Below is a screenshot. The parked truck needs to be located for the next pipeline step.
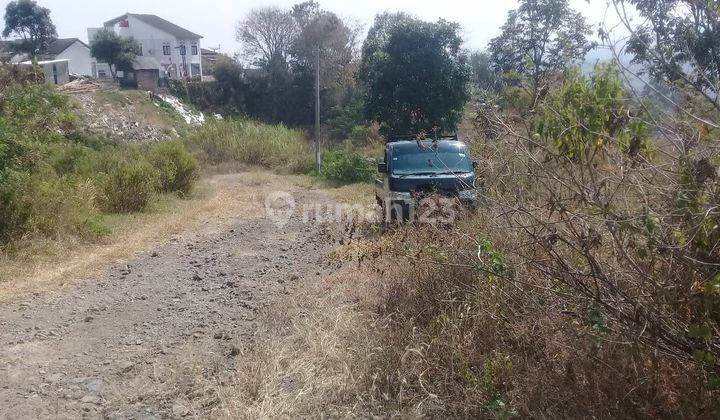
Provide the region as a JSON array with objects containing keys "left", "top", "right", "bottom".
[{"left": 375, "top": 136, "right": 478, "bottom": 222}]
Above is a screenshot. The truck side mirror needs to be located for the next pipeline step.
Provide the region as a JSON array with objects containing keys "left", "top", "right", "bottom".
[
  {"left": 472, "top": 160, "right": 479, "bottom": 169},
  {"left": 378, "top": 162, "right": 388, "bottom": 173}
]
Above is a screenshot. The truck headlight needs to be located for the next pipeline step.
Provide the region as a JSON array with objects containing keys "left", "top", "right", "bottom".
[{"left": 458, "top": 189, "right": 477, "bottom": 201}]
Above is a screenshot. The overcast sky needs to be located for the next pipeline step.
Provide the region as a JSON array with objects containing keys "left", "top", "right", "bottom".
[{"left": 1, "top": 0, "right": 623, "bottom": 53}]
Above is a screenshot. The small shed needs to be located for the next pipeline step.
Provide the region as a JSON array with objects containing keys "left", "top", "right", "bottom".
[
  {"left": 120, "top": 56, "right": 161, "bottom": 92},
  {"left": 18, "top": 59, "right": 70, "bottom": 85}
]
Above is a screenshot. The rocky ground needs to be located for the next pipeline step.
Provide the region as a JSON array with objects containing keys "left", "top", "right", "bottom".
[
  {"left": 0, "top": 183, "right": 342, "bottom": 419},
  {"left": 73, "top": 92, "right": 176, "bottom": 143}
]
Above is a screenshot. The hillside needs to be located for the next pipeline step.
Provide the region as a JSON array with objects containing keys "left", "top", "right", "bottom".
[{"left": 59, "top": 81, "right": 203, "bottom": 143}]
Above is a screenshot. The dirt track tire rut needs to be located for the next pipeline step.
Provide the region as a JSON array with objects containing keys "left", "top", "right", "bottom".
[{"left": 0, "top": 189, "right": 336, "bottom": 419}]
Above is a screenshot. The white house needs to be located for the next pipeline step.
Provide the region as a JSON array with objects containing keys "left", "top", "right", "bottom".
[
  {"left": 5, "top": 38, "right": 95, "bottom": 76},
  {"left": 89, "top": 13, "right": 203, "bottom": 80},
  {"left": 43, "top": 38, "right": 95, "bottom": 76}
]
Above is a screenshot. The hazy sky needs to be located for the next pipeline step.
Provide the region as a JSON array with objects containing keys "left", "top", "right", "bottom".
[{"left": 0, "top": 0, "right": 622, "bottom": 53}]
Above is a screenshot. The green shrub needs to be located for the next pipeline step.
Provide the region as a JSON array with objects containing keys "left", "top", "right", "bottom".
[
  {"left": 320, "top": 150, "right": 375, "bottom": 184},
  {"left": 185, "top": 120, "right": 313, "bottom": 173},
  {"left": 533, "top": 65, "right": 652, "bottom": 160},
  {"left": 0, "top": 69, "right": 200, "bottom": 247},
  {"left": 100, "top": 160, "right": 159, "bottom": 213},
  {"left": 148, "top": 141, "right": 198, "bottom": 196},
  {"left": 0, "top": 169, "right": 98, "bottom": 241}
]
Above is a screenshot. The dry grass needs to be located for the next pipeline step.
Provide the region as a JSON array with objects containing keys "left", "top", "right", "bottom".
[
  {"left": 0, "top": 170, "right": 300, "bottom": 302},
  {"left": 326, "top": 182, "right": 376, "bottom": 208},
  {"left": 160, "top": 265, "right": 382, "bottom": 418},
  {"left": 352, "top": 222, "right": 716, "bottom": 418},
  {"left": 219, "top": 272, "right": 378, "bottom": 418}
]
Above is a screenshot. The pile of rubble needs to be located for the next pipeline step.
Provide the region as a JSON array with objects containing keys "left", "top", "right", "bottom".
[
  {"left": 73, "top": 93, "right": 174, "bottom": 143},
  {"left": 59, "top": 78, "right": 103, "bottom": 94},
  {"left": 158, "top": 94, "right": 205, "bottom": 126}
]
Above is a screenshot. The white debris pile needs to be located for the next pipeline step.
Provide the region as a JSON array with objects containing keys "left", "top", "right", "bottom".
[
  {"left": 158, "top": 94, "right": 205, "bottom": 126},
  {"left": 59, "top": 78, "right": 102, "bottom": 94},
  {"left": 74, "top": 93, "right": 174, "bottom": 143}
]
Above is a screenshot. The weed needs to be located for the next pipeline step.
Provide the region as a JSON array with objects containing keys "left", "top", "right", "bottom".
[
  {"left": 185, "top": 120, "right": 314, "bottom": 173},
  {"left": 99, "top": 160, "right": 159, "bottom": 213},
  {"left": 149, "top": 140, "right": 198, "bottom": 196}
]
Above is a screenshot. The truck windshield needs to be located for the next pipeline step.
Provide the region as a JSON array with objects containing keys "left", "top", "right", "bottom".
[{"left": 392, "top": 151, "right": 472, "bottom": 175}]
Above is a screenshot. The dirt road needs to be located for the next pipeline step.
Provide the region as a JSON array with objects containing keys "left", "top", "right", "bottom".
[{"left": 0, "top": 173, "right": 341, "bottom": 419}]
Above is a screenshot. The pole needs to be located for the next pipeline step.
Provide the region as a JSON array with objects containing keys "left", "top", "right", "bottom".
[{"left": 315, "top": 46, "right": 321, "bottom": 174}]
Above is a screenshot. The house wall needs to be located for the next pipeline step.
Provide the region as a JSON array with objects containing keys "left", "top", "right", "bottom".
[
  {"left": 55, "top": 41, "right": 95, "bottom": 76},
  {"left": 20, "top": 60, "right": 70, "bottom": 85},
  {"left": 45, "top": 61, "right": 69, "bottom": 85},
  {"left": 104, "top": 16, "right": 201, "bottom": 79}
]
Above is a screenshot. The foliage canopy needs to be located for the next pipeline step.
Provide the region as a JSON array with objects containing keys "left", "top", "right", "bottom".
[
  {"left": 2, "top": 0, "right": 57, "bottom": 57},
  {"left": 359, "top": 13, "right": 470, "bottom": 136},
  {"left": 89, "top": 30, "right": 141, "bottom": 79},
  {"left": 488, "top": 0, "right": 592, "bottom": 105}
]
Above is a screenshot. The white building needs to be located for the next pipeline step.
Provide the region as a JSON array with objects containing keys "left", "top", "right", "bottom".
[
  {"left": 89, "top": 13, "right": 203, "bottom": 80},
  {"left": 6, "top": 38, "right": 95, "bottom": 76},
  {"left": 44, "top": 38, "right": 95, "bottom": 76},
  {"left": 18, "top": 59, "right": 70, "bottom": 85}
]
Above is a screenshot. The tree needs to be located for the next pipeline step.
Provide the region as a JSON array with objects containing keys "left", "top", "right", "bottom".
[
  {"left": 234, "top": 3, "right": 359, "bottom": 127},
  {"left": 236, "top": 7, "right": 297, "bottom": 66},
  {"left": 212, "top": 57, "right": 246, "bottom": 114},
  {"left": 359, "top": 13, "right": 470, "bottom": 136},
  {"left": 488, "top": 0, "right": 592, "bottom": 106},
  {"left": 469, "top": 50, "right": 499, "bottom": 91},
  {"left": 616, "top": 0, "right": 720, "bottom": 114},
  {"left": 326, "top": 86, "right": 366, "bottom": 141},
  {"left": 289, "top": 1, "right": 360, "bottom": 120},
  {"left": 90, "top": 30, "right": 141, "bottom": 80},
  {"left": 2, "top": 0, "right": 56, "bottom": 58}
]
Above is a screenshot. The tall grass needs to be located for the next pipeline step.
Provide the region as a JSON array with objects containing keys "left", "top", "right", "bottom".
[{"left": 185, "top": 120, "right": 314, "bottom": 173}]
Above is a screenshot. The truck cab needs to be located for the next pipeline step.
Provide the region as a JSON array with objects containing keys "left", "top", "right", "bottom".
[{"left": 375, "top": 138, "right": 478, "bottom": 221}]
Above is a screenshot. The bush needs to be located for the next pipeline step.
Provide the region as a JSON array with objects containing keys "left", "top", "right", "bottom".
[
  {"left": 148, "top": 141, "right": 198, "bottom": 196},
  {"left": 320, "top": 150, "right": 375, "bottom": 184},
  {"left": 533, "top": 66, "right": 651, "bottom": 160},
  {"left": 168, "top": 58, "right": 246, "bottom": 116},
  {"left": 348, "top": 124, "right": 383, "bottom": 146},
  {"left": 0, "top": 169, "right": 98, "bottom": 242},
  {"left": 326, "top": 90, "right": 366, "bottom": 142},
  {"left": 0, "top": 66, "right": 199, "bottom": 247},
  {"left": 362, "top": 224, "right": 715, "bottom": 418},
  {"left": 100, "top": 160, "right": 159, "bottom": 213},
  {"left": 185, "top": 120, "right": 313, "bottom": 173}
]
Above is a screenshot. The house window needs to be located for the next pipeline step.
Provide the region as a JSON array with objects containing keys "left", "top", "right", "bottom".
[
  {"left": 191, "top": 45, "right": 198, "bottom": 56},
  {"left": 163, "top": 44, "right": 171, "bottom": 55},
  {"left": 179, "top": 44, "right": 186, "bottom": 56}
]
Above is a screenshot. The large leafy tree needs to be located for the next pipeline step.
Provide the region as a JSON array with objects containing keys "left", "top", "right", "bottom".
[
  {"left": 235, "top": 2, "right": 359, "bottom": 127},
  {"left": 2, "top": 0, "right": 57, "bottom": 58},
  {"left": 617, "top": 0, "right": 720, "bottom": 114},
  {"left": 488, "top": 0, "right": 592, "bottom": 106},
  {"left": 90, "top": 30, "right": 141, "bottom": 79},
  {"left": 359, "top": 13, "right": 470, "bottom": 136}
]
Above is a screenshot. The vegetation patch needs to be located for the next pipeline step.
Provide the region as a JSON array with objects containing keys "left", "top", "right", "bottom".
[
  {"left": 319, "top": 149, "right": 375, "bottom": 184},
  {"left": 0, "top": 67, "right": 199, "bottom": 247},
  {"left": 184, "top": 120, "right": 314, "bottom": 174}
]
